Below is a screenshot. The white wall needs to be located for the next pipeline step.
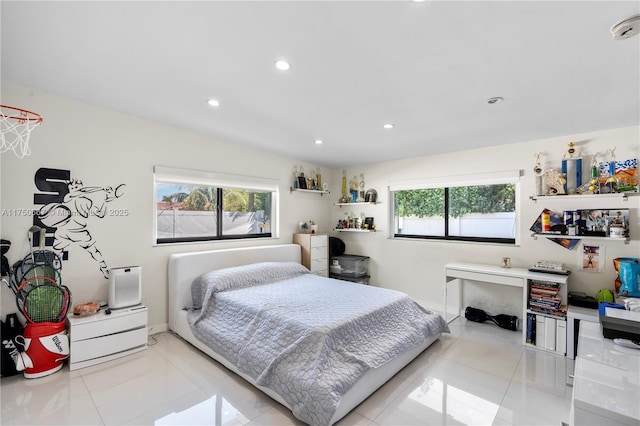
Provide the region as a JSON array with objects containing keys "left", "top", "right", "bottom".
[
  {"left": 0, "top": 82, "right": 333, "bottom": 330},
  {"left": 329, "top": 127, "right": 639, "bottom": 316},
  {"left": 2, "top": 81, "right": 638, "bottom": 330}
]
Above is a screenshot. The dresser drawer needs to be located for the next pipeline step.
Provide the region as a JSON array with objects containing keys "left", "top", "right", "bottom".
[
  {"left": 310, "top": 257, "right": 328, "bottom": 273},
  {"left": 310, "top": 245, "right": 327, "bottom": 259},
  {"left": 313, "top": 269, "right": 328, "bottom": 277},
  {"left": 311, "top": 234, "right": 328, "bottom": 248}
]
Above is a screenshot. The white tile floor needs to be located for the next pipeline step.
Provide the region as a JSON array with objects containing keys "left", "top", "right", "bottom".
[{"left": 1, "top": 317, "right": 573, "bottom": 425}]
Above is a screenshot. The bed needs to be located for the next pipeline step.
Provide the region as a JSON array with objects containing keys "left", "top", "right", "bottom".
[{"left": 168, "top": 244, "right": 448, "bottom": 425}]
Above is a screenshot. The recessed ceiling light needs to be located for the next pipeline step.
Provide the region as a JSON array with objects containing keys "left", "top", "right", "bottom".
[
  {"left": 275, "top": 60, "right": 291, "bottom": 71},
  {"left": 314, "top": 139, "right": 323, "bottom": 145},
  {"left": 383, "top": 123, "right": 395, "bottom": 129},
  {"left": 487, "top": 97, "right": 503, "bottom": 104},
  {"left": 207, "top": 99, "right": 220, "bottom": 107}
]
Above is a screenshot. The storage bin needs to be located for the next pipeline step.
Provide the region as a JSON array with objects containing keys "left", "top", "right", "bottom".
[{"left": 330, "top": 254, "right": 369, "bottom": 277}]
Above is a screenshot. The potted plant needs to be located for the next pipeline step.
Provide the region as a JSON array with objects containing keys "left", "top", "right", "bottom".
[{"left": 308, "top": 220, "right": 318, "bottom": 234}]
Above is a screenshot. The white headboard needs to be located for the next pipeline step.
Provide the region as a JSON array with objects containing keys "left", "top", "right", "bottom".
[{"left": 167, "top": 243, "right": 301, "bottom": 331}]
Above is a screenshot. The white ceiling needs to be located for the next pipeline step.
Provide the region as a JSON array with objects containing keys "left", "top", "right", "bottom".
[{"left": 2, "top": 1, "right": 639, "bottom": 168}]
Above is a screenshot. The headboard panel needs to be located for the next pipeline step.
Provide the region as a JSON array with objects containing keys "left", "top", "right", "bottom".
[{"left": 168, "top": 243, "right": 301, "bottom": 331}]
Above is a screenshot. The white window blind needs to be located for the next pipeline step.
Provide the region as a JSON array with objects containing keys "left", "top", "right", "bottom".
[
  {"left": 154, "top": 166, "right": 279, "bottom": 192},
  {"left": 389, "top": 170, "right": 521, "bottom": 191}
]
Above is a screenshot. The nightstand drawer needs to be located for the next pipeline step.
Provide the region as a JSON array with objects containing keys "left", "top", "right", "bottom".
[
  {"left": 70, "top": 326, "right": 147, "bottom": 363},
  {"left": 70, "top": 309, "right": 147, "bottom": 342}
]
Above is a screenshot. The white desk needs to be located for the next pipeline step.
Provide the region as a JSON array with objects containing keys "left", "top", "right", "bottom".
[
  {"left": 444, "top": 262, "right": 569, "bottom": 345},
  {"left": 571, "top": 321, "right": 640, "bottom": 425},
  {"left": 566, "top": 305, "right": 599, "bottom": 360}
]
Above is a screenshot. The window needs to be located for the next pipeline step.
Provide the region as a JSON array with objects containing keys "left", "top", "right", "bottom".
[
  {"left": 391, "top": 171, "right": 519, "bottom": 244},
  {"left": 154, "top": 166, "right": 278, "bottom": 244}
]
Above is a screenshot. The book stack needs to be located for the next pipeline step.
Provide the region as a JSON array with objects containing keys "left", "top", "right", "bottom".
[{"left": 528, "top": 280, "right": 567, "bottom": 318}]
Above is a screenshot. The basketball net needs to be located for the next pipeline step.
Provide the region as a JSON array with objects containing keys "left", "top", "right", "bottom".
[{"left": 1, "top": 105, "right": 43, "bottom": 158}]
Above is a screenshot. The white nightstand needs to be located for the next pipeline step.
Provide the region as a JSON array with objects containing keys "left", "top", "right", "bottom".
[{"left": 66, "top": 305, "right": 148, "bottom": 370}]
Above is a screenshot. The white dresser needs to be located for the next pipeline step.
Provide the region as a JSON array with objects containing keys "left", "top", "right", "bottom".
[
  {"left": 571, "top": 321, "right": 639, "bottom": 425},
  {"left": 293, "top": 233, "right": 328, "bottom": 277},
  {"left": 67, "top": 305, "right": 148, "bottom": 370}
]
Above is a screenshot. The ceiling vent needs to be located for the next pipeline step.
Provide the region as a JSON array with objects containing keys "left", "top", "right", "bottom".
[{"left": 611, "top": 15, "right": 640, "bottom": 40}]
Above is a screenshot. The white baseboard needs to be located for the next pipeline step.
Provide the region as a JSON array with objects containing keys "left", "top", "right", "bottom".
[{"left": 148, "top": 323, "right": 169, "bottom": 335}]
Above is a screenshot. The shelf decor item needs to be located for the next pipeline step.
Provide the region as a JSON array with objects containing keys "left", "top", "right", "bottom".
[
  {"left": 357, "top": 174, "right": 365, "bottom": 202},
  {"left": 544, "top": 168, "right": 566, "bottom": 195},
  {"left": 308, "top": 220, "right": 318, "bottom": 234},
  {"left": 364, "top": 188, "right": 377, "bottom": 203},
  {"left": 533, "top": 152, "right": 544, "bottom": 196},
  {"left": 561, "top": 142, "right": 582, "bottom": 195},
  {"left": 599, "top": 156, "right": 638, "bottom": 193},
  {"left": 597, "top": 148, "right": 620, "bottom": 194},
  {"left": 339, "top": 170, "right": 349, "bottom": 203}
]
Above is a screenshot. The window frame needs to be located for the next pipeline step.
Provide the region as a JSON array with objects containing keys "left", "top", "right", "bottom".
[
  {"left": 153, "top": 166, "right": 279, "bottom": 245},
  {"left": 389, "top": 170, "right": 521, "bottom": 245}
]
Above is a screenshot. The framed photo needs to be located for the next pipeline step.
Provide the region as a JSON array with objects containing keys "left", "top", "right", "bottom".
[
  {"left": 297, "top": 176, "right": 307, "bottom": 189},
  {"left": 582, "top": 244, "right": 604, "bottom": 272},
  {"left": 364, "top": 217, "right": 374, "bottom": 229}
]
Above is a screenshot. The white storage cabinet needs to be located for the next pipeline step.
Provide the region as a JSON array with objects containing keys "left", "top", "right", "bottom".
[{"left": 293, "top": 233, "right": 328, "bottom": 277}]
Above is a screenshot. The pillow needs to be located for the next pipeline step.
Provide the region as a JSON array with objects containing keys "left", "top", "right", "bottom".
[{"left": 191, "top": 261, "right": 309, "bottom": 309}]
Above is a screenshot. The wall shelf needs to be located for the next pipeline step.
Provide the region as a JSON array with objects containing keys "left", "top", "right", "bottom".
[
  {"left": 334, "top": 228, "right": 377, "bottom": 233},
  {"left": 529, "top": 192, "right": 637, "bottom": 202},
  {"left": 334, "top": 201, "right": 377, "bottom": 207},
  {"left": 290, "top": 187, "right": 330, "bottom": 196},
  {"left": 531, "top": 233, "right": 629, "bottom": 244}
]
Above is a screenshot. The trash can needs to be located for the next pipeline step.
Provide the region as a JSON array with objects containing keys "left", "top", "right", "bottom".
[{"left": 23, "top": 321, "right": 69, "bottom": 379}]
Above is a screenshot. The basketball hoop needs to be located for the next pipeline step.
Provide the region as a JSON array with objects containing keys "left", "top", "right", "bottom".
[{"left": 1, "top": 105, "right": 43, "bottom": 158}]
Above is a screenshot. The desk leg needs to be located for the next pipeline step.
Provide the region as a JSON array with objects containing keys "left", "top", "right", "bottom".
[
  {"left": 567, "top": 318, "right": 576, "bottom": 360},
  {"left": 443, "top": 274, "right": 448, "bottom": 323},
  {"left": 444, "top": 276, "right": 461, "bottom": 324}
]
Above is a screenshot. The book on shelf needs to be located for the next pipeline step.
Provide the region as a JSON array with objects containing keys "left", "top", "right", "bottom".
[
  {"left": 530, "top": 293, "right": 561, "bottom": 302},
  {"left": 530, "top": 287, "right": 560, "bottom": 296},
  {"left": 526, "top": 313, "right": 537, "bottom": 345},
  {"left": 530, "top": 296, "right": 561, "bottom": 306},
  {"left": 530, "top": 292, "right": 561, "bottom": 301},
  {"left": 529, "top": 305, "right": 567, "bottom": 319},
  {"left": 530, "top": 280, "right": 560, "bottom": 288}
]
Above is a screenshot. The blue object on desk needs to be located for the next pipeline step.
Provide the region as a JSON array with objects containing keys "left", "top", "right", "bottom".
[{"left": 598, "top": 302, "right": 625, "bottom": 316}]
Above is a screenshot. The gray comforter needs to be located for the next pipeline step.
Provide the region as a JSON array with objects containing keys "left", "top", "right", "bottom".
[{"left": 187, "top": 262, "right": 449, "bottom": 425}]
